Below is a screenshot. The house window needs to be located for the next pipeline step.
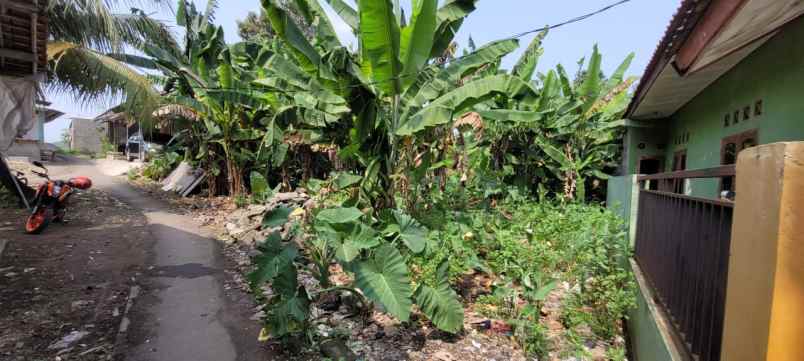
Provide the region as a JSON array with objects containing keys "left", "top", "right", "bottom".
[
  {"left": 743, "top": 106, "right": 751, "bottom": 121},
  {"left": 672, "top": 149, "right": 687, "bottom": 194},
  {"left": 733, "top": 110, "right": 740, "bottom": 124},
  {"left": 672, "top": 150, "right": 687, "bottom": 171},
  {"left": 724, "top": 113, "right": 730, "bottom": 127},
  {"left": 720, "top": 129, "right": 758, "bottom": 193},
  {"left": 755, "top": 100, "right": 763, "bottom": 116}
]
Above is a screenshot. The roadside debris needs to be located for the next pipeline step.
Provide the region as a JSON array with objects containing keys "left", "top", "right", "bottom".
[
  {"left": 48, "top": 330, "right": 90, "bottom": 350},
  {"left": 161, "top": 161, "right": 206, "bottom": 196},
  {"left": 221, "top": 191, "right": 310, "bottom": 247}
]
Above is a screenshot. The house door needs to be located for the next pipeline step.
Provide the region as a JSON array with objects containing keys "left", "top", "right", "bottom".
[
  {"left": 720, "top": 129, "right": 758, "bottom": 193},
  {"left": 638, "top": 156, "right": 664, "bottom": 190}
]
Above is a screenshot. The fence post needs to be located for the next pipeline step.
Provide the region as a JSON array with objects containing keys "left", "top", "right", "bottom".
[{"left": 720, "top": 142, "right": 804, "bottom": 361}]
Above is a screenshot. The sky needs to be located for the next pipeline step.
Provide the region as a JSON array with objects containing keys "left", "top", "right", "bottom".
[{"left": 45, "top": 0, "right": 681, "bottom": 142}]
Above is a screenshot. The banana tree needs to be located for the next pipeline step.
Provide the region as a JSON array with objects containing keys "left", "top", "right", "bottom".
[
  {"left": 255, "top": 0, "right": 499, "bottom": 334},
  {"left": 477, "top": 44, "right": 636, "bottom": 200},
  {"left": 260, "top": 0, "right": 543, "bottom": 198},
  {"left": 146, "top": 0, "right": 276, "bottom": 196}
]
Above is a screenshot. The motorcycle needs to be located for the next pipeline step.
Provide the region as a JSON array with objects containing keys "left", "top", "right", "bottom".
[{"left": 25, "top": 161, "right": 92, "bottom": 234}]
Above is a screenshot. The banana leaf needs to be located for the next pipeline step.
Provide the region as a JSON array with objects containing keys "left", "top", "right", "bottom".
[
  {"left": 512, "top": 30, "right": 547, "bottom": 82},
  {"left": 324, "top": 0, "right": 359, "bottom": 31},
  {"left": 476, "top": 109, "right": 547, "bottom": 124},
  {"left": 397, "top": 74, "right": 536, "bottom": 135},
  {"left": 430, "top": 0, "right": 477, "bottom": 58},
  {"left": 293, "top": 0, "right": 342, "bottom": 48},
  {"left": 579, "top": 45, "right": 602, "bottom": 113},
  {"left": 404, "top": 38, "right": 519, "bottom": 108},
  {"left": 399, "top": 0, "right": 437, "bottom": 89},
  {"left": 262, "top": 0, "right": 321, "bottom": 72},
  {"left": 358, "top": 0, "right": 403, "bottom": 96}
]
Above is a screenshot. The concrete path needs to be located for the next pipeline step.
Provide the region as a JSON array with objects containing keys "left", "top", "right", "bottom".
[{"left": 45, "top": 156, "right": 273, "bottom": 361}]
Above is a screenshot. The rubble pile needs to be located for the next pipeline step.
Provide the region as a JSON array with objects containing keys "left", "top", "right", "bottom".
[{"left": 222, "top": 191, "right": 311, "bottom": 247}]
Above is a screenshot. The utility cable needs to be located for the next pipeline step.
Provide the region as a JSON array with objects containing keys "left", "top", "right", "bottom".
[{"left": 161, "top": 0, "right": 633, "bottom": 94}]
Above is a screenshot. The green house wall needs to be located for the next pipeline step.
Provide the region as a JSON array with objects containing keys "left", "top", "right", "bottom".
[
  {"left": 622, "top": 16, "right": 804, "bottom": 198},
  {"left": 610, "top": 14, "right": 804, "bottom": 361}
]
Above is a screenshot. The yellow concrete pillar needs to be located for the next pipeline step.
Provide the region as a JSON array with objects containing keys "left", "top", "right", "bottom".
[{"left": 720, "top": 142, "right": 804, "bottom": 361}]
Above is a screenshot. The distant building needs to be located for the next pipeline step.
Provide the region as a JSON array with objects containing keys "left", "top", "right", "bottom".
[
  {"left": 94, "top": 109, "right": 131, "bottom": 153},
  {"left": 69, "top": 118, "right": 104, "bottom": 154}
]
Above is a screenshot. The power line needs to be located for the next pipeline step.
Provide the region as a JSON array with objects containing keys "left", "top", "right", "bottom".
[
  {"left": 171, "top": 0, "right": 633, "bottom": 94},
  {"left": 509, "top": 0, "right": 631, "bottom": 39}
]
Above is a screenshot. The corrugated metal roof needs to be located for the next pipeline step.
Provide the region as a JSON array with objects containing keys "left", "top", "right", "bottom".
[
  {"left": 627, "top": 0, "right": 804, "bottom": 120},
  {"left": 625, "top": 0, "right": 712, "bottom": 118}
]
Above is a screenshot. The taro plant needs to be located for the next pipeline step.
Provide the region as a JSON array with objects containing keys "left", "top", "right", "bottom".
[{"left": 249, "top": 202, "right": 465, "bottom": 342}]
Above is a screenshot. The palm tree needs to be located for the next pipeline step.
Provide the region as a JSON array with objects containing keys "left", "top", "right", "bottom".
[{"left": 45, "top": 0, "right": 179, "bottom": 118}]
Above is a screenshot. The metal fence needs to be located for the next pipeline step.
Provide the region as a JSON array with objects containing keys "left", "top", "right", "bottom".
[{"left": 635, "top": 165, "right": 735, "bottom": 361}]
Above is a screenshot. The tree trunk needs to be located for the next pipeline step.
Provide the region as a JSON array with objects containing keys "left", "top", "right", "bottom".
[
  {"left": 221, "top": 141, "right": 242, "bottom": 196},
  {"left": 226, "top": 156, "right": 243, "bottom": 196}
]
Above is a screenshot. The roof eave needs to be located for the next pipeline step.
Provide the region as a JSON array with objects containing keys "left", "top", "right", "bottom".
[{"left": 625, "top": 0, "right": 713, "bottom": 119}]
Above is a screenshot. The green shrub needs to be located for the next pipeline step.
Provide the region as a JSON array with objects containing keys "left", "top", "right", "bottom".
[
  {"left": 142, "top": 151, "right": 181, "bottom": 180},
  {"left": 410, "top": 193, "right": 635, "bottom": 357},
  {"left": 127, "top": 168, "right": 140, "bottom": 181}
]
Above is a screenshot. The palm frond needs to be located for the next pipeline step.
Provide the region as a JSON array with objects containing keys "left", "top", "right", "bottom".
[
  {"left": 48, "top": 0, "right": 180, "bottom": 56},
  {"left": 47, "top": 41, "right": 162, "bottom": 122}
]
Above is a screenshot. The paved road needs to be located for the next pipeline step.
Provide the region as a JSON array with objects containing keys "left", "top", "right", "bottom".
[{"left": 45, "top": 157, "right": 273, "bottom": 361}]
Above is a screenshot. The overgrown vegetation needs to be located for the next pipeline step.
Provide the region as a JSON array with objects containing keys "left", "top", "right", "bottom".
[
  {"left": 94, "top": 0, "right": 638, "bottom": 357},
  {"left": 141, "top": 151, "right": 181, "bottom": 180}
]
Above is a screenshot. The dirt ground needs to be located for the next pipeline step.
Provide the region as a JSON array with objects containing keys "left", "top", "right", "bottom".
[
  {"left": 0, "top": 189, "right": 151, "bottom": 360},
  {"left": 1, "top": 157, "right": 276, "bottom": 361},
  {"left": 127, "top": 178, "right": 533, "bottom": 361}
]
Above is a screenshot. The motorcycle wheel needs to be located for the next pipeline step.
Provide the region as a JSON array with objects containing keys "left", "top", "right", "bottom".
[{"left": 25, "top": 207, "right": 52, "bottom": 234}]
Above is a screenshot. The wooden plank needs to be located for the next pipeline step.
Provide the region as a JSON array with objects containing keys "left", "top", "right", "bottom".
[
  {"left": 0, "top": 47, "right": 35, "bottom": 61},
  {"left": 0, "top": 2, "right": 4, "bottom": 69},
  {"left": 637, "top": 165, "right": 736, "bottom": 181},
  {"left": 30, "top": 10, "right": 35, "bottom": 73},
  {"left": 0, "top": 0, "right": 37, "bottom": 12}
]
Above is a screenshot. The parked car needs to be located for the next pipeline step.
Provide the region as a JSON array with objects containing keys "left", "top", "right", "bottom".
[{"left": 125, "top": 135, "right": 163, "bottom": 161}]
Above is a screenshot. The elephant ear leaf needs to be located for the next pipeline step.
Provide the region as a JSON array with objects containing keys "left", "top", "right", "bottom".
[
  {"left": 414, "top": 260, "right": 464, "bottom": 333},
  {"left": 247, "top": 232, "right": 298, "bottom": 289},
  {"left": 316, "top": 207, "right": 364, "bottom": 224},
  {"left": 392, "top": 210, "right": 427, "bottom": 253},
  {"left": 355, "top": 244, "right": 413, "bottom": 321},
  {"left": 250, "top": 171, "right": 271, "bottom": 201},
  {"left": 263, "top": 206, "right": 293, "bottom": 228},
  {"left": 333, "top": 224, "right": 380, "bottom": 263}
]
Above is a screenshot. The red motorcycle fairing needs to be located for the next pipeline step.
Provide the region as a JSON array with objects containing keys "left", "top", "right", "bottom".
[{"left": 68, "top": 176, "right": 92, "bottom": 190}]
